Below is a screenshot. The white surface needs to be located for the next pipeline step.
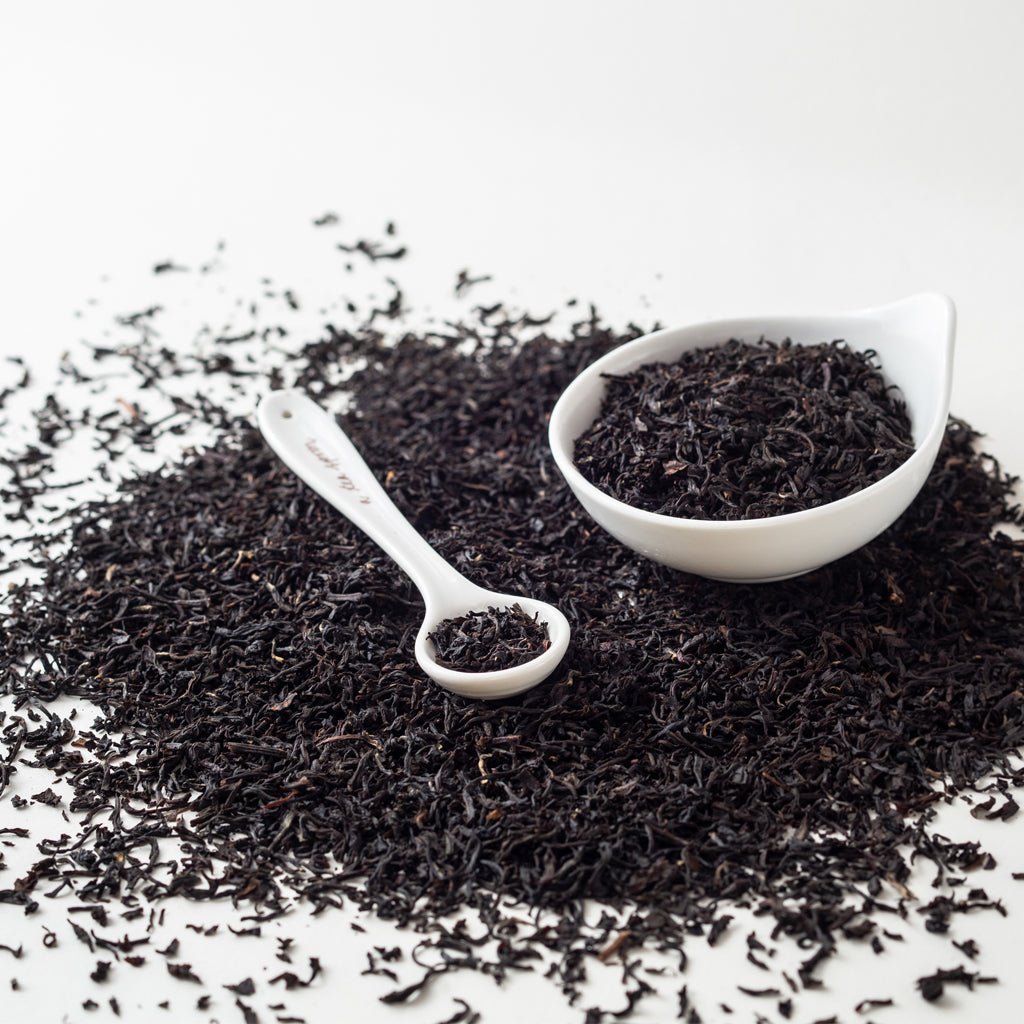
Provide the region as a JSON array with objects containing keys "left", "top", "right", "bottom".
[
  {"left": 549, "top": 293, "right": 955, "bottom": 581},
  {"left": 2, "top": 3, "right": 1024, "bottom": 1023}
]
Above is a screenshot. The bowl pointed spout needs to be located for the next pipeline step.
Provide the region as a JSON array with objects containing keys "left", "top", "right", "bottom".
[{"left": 853, "top": 293, "right": 955, "bottom": 448}]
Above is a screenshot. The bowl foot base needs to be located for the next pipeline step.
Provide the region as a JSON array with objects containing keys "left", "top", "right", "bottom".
[{"left": 704, "top": 567, "right": 821, "bottom": 584}]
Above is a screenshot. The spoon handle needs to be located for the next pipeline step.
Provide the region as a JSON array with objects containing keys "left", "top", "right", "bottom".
[{"left": 257, "top": 390, "right": 469, "bottom": 603}]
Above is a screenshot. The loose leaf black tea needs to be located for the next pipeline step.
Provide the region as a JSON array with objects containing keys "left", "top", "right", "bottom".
[
  {"left": 1, "top": 224, "right": 1022, "bottom": 1021},
  {"left": 915, "top": 964, "right": 994, "bottom": 1002},
  {"left": 429, "top": 605, "right": 550, "bottom": 672},
  {"left": 574, "top": 338, "right": 915, "bottom": 520}
]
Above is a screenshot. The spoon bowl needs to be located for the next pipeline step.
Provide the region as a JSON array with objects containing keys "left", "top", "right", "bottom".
[
  {"left": 258, "top": 390, "right": 570, "bottom": 699},
  {"left": 548, "top": 293, "right": 956, "bottom": 583},
  {"left": 414, "top": 590, "right": 570, "bottom": 700}
]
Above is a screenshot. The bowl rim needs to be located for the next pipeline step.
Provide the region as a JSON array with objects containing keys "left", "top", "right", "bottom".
[{"left": 547, "top": 295, "right": 955, "bottom": 533}]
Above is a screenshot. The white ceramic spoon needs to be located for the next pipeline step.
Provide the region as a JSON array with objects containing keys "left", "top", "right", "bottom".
[{"left": 257, "top": 390, "right": 570, "bottom": 699}]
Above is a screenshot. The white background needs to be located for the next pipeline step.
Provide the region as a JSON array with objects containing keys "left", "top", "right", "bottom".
[{"left": 2, "top": 3, "right": 1024, "bottom": 1023}]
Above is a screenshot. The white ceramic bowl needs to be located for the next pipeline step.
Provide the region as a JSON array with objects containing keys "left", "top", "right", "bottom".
[{"left": 548, "top": 294, "right": 956, "bottom": 583}]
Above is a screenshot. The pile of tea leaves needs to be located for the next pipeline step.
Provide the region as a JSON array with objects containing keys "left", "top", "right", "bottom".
[
  {"left": 429, "top": 605, "right": 551, "bottom": 673},
  {"left": 2, "top": 229, "right": 1024, "bottom": 1021},
  {"left": 574, "top": 339, "right": 915, "bottom": 520}
]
